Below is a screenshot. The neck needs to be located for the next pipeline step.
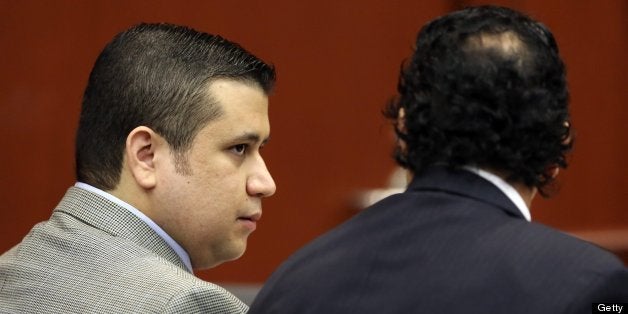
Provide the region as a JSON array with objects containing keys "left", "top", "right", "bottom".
[
  {"left": 510, "top": 181, "right": 537, "bottom": 208},
  {"left": 109, "top": 172, "right": 150, "bottom": 216},
  {"left": 484, "top": 167, "right": 537, "bottom": 208}
]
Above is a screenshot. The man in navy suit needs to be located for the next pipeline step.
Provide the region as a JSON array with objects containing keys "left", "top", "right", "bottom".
[{"left": 249, "top": 5, "right": 628, "bottom": 313}]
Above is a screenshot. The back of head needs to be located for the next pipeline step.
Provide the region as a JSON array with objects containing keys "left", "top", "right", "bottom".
[
  {"left": 76, "top": 23, "right": 276, "bottom": 190},
  {"left": 385, "top": 5, "right": 572, "bottom": 193}
]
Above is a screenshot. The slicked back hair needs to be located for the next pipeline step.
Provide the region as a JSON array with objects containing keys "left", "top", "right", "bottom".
[
  {"left": 385, "top": 6, "right": 572, "bottom": 194},
  {"left": 76, "top": 23, "right": 276, "bottom": 190}
]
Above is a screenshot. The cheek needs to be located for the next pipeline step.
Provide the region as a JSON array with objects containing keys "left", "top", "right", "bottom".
[
  {"left": 181, "top": 175, "right": 242, "bottom": 219},
  {"left": 192, "top": 165, "right": 247, "bottom": 197},
  {"left": 190, "top": 173, "right": 234, "bottom": 199},
  {"left": 175, "top": 157, "right": 249, "bottom": 218}
]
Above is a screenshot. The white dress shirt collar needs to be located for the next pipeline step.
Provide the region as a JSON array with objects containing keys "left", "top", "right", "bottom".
[
  {"left": 74, "top": 182, "right": 194, "bottom": 272},
  {"left": 463, "top": 167, "right": 532, "bottom": 222}
]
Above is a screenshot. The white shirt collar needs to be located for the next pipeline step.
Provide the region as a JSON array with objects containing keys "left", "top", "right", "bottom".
[
  {"left": 74, "top": 182, "right": 194, "bottom": 272},
  {"left": 462, "top": 167, "right": 531, "bottom": 222}
]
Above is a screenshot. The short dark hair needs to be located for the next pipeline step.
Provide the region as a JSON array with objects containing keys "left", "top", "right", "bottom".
[
  {"left": 76, "top": 23, "right": 276, "bottom": 190},
  {"left": 384, "top": 5, "right": 572, "bottom": 194}
]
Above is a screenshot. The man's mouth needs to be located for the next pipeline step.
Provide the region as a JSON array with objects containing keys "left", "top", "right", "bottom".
[
  {"left": 237, "top": 212, "right": 261, "bottom": 231},
  {"left": 238, "top": 212, "right": 261, "bottom": 222}
]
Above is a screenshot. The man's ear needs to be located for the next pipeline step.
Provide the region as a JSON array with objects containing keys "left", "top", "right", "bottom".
[
  {"left": 397, "top": 107, "right": 408, "bottom": 154},
  {"left": 125, "top": 126, "right": 160, "bottom": 189},
  {"left": 548, "top": 165, "right": 560, "bottom": 180},
  {"left": 397, "top": 108, "right": 406, "bottom": 132}
]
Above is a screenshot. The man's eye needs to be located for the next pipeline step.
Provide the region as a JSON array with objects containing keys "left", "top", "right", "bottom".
[{"left": 231, "top": 144, "right": 247, "bottom": 156}]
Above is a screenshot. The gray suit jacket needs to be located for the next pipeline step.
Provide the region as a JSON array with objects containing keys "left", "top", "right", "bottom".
[{"left": 0, "top": 187, "right": 248, "bottom": 313}]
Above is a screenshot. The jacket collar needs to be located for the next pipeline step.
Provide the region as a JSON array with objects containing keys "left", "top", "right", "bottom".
[
  {"left": 53, "top": 186, "right": 190, "bottom": 272},
  {"left": 407, "top": 166, "right": 526, "bottom": 220}
]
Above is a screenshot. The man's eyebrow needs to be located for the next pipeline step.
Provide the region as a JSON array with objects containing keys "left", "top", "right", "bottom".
[{"left": 231, "top": 132, "right": 270, "bottom": 144}]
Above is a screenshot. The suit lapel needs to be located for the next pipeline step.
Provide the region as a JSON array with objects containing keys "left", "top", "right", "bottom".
[
  {"left": 53, "top": 187, "right": 190, "bottom": 272},
  {"left": 407, "top": 166, "right": 525, "bottom": 220}
]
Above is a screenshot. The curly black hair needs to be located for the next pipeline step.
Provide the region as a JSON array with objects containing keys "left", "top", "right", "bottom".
[{"left": 384, "top": 5, "right": 572, "bottom": 195}]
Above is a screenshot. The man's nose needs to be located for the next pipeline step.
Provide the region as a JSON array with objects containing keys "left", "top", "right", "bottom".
[{"left": 247, "top": 156, "right": 276, "bottom": 198}]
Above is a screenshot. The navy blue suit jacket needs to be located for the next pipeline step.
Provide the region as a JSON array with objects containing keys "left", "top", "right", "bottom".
[{"left": 250, "top": 167, "right": 628, "bottom": 313}]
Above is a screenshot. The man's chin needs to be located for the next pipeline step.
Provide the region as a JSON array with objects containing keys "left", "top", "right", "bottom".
[{"left": 191, "top": 247, "right": 246, "bottom": 270}]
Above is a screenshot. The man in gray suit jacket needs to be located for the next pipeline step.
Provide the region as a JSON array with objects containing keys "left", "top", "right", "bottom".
[
  {"left": 249, "top": 6, "right": 628, "bottom": 313},
  {"left": 0, "top": 23, "right": 276, "bottom": 313}
]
